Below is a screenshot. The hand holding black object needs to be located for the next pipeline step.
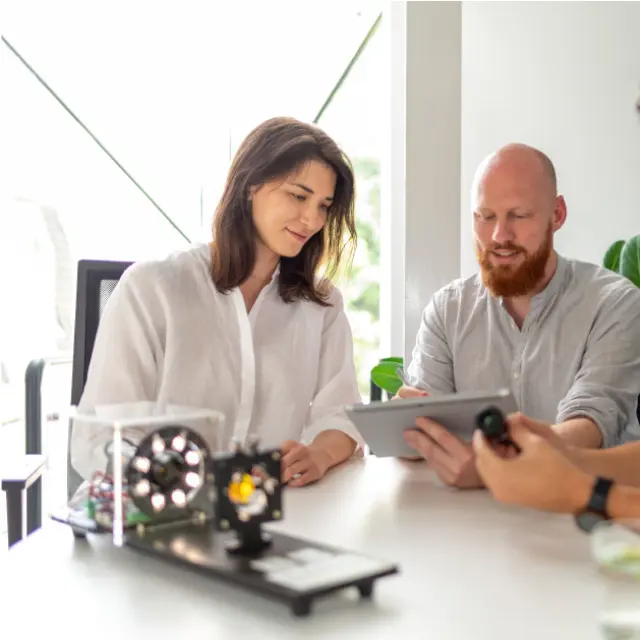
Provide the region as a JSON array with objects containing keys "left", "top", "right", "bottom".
[{"left": 475, "top": 407, "right": 522, "bottom": 455}]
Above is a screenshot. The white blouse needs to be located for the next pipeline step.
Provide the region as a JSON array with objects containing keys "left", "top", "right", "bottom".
[{"left": 70, "top": 244, "right": 364, "bottom": 481}]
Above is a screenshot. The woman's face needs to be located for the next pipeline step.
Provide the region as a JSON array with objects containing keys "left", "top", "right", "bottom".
[{"left": 250, "top": 160, "right": 336, "bottom": 258}]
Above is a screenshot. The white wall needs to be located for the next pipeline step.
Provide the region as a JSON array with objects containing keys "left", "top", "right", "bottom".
[
  {"left": 385, "top": 1, "right": 461, "bottom": 362},
  {"left": 393, "top": 1, "right": 640, "bottom": 359},
  {"left": 461, "top": 1, "right": 640, "bottom": 277}
]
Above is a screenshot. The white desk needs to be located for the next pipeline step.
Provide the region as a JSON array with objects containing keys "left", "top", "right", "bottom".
[{"left": 0, "top": 456, "right": 627, "bottom": 639}]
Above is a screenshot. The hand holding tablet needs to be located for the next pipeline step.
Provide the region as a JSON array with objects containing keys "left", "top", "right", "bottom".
[{"left": 345, "top": 389, "right": 518, "bottom": 460}]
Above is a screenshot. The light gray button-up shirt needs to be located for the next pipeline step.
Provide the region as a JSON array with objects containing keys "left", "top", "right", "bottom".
[{"left": 406, "top": 254, "right": 640, "bottom": 447}]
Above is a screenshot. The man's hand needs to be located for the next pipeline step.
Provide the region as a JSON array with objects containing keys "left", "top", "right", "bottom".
[
  {"left": 279, "top": 440, "right": 331, "bottom": 488},
  {"left": 393, "top": 385, "right": 428, "bottom": 400},
  {"left": 404, "top": 417, "right": 484, "bottom": 489},
  {"left": 393, "top": 386, "right": 429, "bottom": 461},
  {"left": 473, "top": 414, "right": 593, "bottom": 513}
]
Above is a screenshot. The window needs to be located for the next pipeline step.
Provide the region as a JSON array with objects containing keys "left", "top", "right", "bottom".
[
  {"left": 0, "top": 3, "right": 386, "bottom": 495},
  {"left": 315, "top": 13, "right": 385, "bottom": 397}
]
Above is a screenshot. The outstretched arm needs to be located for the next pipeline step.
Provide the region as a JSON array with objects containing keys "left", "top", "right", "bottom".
[
  {"left": 473, "top": 414, "right": 640, "bottom": 518},
  {"left": 572, "top": 441, "right": 640, "bottom": 488}
]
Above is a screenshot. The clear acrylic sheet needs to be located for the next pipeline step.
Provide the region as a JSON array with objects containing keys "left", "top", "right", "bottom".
[{"left": 65, "top": 402, "right": 227, "bottom": 546}]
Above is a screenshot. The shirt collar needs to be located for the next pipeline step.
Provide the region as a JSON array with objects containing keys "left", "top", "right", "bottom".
[
  {"left": 495, "top": 251, "right": 568, "bottom": 310},
  {"left": 529, "top": 252, "right": 567, "bottom": 311}
]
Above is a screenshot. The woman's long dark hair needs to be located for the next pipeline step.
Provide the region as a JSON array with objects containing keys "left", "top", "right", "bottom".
[{"left": 210, "top": 116, "right": 357, "bottom": 306}]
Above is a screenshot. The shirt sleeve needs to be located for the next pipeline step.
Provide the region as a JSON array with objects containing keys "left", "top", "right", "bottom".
[
  {"left": 406, "top": 288, "right": 456, "bottom": 394},
  {"left": 70, "top": 264, "right": 164, "bottom": 481},
  {"left": 556, "top": 283, "right": 640, "bottom": 448},
  {"left": 301, "top": 287, "right": 365, "bottom": 451}
]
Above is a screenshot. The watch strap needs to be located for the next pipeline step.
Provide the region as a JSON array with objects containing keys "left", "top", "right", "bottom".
[{"left": 585, "top": 476, "right": 614, "bottom": 517}]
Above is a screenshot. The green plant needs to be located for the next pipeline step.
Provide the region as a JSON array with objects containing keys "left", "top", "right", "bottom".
[
  {"left": 603, "top": 235, "right": 640, "bottom": 287},
  {"left": 370, "top": 356, "right": 404, "bottom": 396}
]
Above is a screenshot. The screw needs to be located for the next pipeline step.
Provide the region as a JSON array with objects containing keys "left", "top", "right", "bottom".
[
  {"left": 136, "top": 523, "right": 145, "bottom": 537},
  {"left": 272, "top": 510, "right": 281, "bottom": 519},
  {"left": 271, "top": 451, "right": 281, "bottom": 461},
  {"left": 220, "top": 519, "right": 230, "bottom": 529}
]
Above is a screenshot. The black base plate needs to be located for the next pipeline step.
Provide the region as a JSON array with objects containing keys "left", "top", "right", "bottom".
[{"left": 124, "top": 522, "right": 399, "bottom": 616}]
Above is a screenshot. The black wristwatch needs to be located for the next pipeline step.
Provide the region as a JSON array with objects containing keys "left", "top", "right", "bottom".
[{"left": 574, "top": 477, "right": 614, "bottom": 533}]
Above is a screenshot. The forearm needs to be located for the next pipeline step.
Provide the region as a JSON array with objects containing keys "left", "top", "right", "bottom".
[
  {"left": 552, "top": 417, "right": 603, "bottom": 448},
  {"left": 571, "top": 442, "right": 640, "bottom": 488},
  {"left": 310, "top": 429, "right": 357, "bottom": 470}
]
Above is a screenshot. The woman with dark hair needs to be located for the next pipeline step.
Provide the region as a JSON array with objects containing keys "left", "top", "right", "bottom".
[{"left": 71, "top": 116, "right": 363, "bottom": 488}]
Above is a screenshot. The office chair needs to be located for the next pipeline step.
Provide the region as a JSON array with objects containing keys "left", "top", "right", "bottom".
[
  {"left": 370, "top": 379, "right": 383, "bottom": 402},
  {"left": 67, "top": 259, "right": 134, "bottom": 498},
  {"left": 2, "top": 259, "right": 132, "bottom": 548}
]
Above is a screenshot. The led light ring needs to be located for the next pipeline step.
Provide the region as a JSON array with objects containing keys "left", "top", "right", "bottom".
[{"left": 125, "top": 425, "right": 210, "bottom": 516}]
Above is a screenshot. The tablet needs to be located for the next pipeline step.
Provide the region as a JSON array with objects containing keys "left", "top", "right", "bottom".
[{"left": 345, "top": 389, "right": 518, "bottom": 458}]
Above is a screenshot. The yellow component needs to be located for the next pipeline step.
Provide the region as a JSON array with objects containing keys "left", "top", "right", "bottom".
[{"left": 228, "top": 473, "right": 255, "bottom": 504}]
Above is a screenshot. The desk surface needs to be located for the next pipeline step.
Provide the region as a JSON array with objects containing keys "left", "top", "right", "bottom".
[{"left": 0, "top": 457, "right": 628, "bottom": 639}]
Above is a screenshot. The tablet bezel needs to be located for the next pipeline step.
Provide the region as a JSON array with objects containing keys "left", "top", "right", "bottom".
[{"left": 345, "top": 388, "right": 518, "bottom": 458}]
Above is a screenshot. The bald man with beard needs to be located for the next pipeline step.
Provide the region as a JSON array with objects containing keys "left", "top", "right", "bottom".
[{"left": 398, "top": 143, "right": 640, "bottom": 489}]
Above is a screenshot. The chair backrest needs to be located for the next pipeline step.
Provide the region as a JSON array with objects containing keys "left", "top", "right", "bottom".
[
  {"left": 67, "top": 259, "right": 133, "bottom": 496},
  {"left": 370, "top": 379, "right": 383, "bottom": 402},
  {"left": 70, "top": 259, "right": 133, "bottom": 405}
]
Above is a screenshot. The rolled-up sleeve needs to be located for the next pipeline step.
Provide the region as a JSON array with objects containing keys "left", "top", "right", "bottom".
[
  {"left": 406, "top": 289, "right": 456, "bottom": 394},
  {"left": 556, "top": 284, "right": 640, "bottom": 448},
  {"left": 302, "top": 287, "right": 365, "bottom": 450}
]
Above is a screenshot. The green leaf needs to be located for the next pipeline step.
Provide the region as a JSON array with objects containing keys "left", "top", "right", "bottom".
[
  {"left": 379, "top": 356, "right": 403, "bottom": 364},
  {"left": 620, "top": 235, "right": 640, "bottom": 288},
  {"left": 350, "top": 281, "right": 379, "bottom": 317},
  {"left": 371, "top": 360, "right": 403, "bottom": 396},
  {"left": 603, "top": 239, "right": 625, "bottom": 272}
]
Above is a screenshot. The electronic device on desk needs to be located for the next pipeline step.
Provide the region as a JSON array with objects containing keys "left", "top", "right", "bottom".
[
  {"left": 52, "top": 425, "right": 399, "bottom": 617},
  {"left": 345, "top": 388, "right": 519, "bottom": 458}
]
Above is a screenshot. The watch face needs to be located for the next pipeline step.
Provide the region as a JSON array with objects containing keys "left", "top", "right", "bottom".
[{"left": 576, "top": 511, "right": 605, "bottom": 533}]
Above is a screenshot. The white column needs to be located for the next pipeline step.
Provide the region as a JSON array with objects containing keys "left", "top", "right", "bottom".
[{"left": 381, "top": 0, "right": 462, "bottom": 363}]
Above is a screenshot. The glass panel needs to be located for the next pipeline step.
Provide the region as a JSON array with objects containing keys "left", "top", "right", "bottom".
[
  {"left": 0, "top": 34, "right": 191, "bottom": 531},
  {"left": 316, "top": 15, "right": 385, "bottom": 399},
  {"left": 4, "top": 1, "right": 383, "bottom": 240}
]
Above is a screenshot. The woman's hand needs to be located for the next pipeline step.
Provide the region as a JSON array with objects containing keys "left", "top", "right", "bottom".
[
  {"left": 472, "top": 413, "right": 593, "bottom": 513},
  {"left": 280, "top": 440, "right": 332, "bottom": 487}
]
